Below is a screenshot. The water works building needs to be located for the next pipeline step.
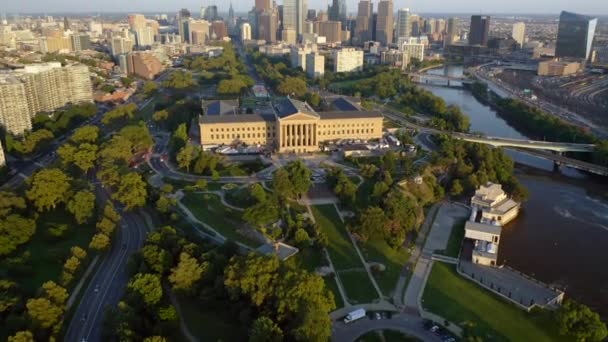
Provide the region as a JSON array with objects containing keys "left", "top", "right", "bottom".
[{"left": 198, "top": 97, "right": 383, "bottom": 153}]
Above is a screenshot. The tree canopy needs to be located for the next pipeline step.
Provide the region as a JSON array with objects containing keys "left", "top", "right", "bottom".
[{"left": 26, "top": 169, "right": 72, "bottom": 212}]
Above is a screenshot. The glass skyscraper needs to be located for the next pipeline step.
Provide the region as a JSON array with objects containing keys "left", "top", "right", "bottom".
[{"left": 555, "top": 11, "right": 597, "bottom": 61}]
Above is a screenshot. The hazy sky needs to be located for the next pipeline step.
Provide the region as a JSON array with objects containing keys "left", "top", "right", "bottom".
[{"left": 5, "top": 0, "right": 608, "bottom": 15}]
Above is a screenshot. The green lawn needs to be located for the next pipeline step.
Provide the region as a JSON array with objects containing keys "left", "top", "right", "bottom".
[
  {"left": 339, "top": 270, "right": 379, "bottom": 304},
  {"left": 360, "top": 238, "right": 410, "bottom": 297},
  {"left": 0, "top": 209, "right": 96, "bottom": 296},
  {"left": 325, "top": 276, "right": 345, "bottom": 309},
  {"left": 422, "top": 263, "right": 567, "bottom": 342},
  {"left": 311, "top": 204, "right": 361, "bottom": 270},
  {"left": 442, "top": 218, "right": 466, "bottom": 257},
  {"left": 357, "top": 330, "right": 421, "bottom": 342},
  {"left": 177, "top": 295, "right": 248, "bottom": 342},
  {"left": 161, "top": 177, "right": 223, "bottom": 191},
  {"left": 181, "top": 193, "right": 262, "bottom": 248}
]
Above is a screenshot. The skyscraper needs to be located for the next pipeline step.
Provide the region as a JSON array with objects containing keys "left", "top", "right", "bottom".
[
  {"left": 355, "top": 0, "right": 373, "bottom": 44},
  {"left": 469, "top": 15, "right": 490, "bottom": 46},
  {"left": 395, "top": 8, "right": 411, "bottom": 43},
  {"left": 329, "top": 0, "right": 346, "bottom": 28},
  {"left": 555, "top": 11, "right": 597, "bottom": 61},
  {"left": 256, "top": 0, "right": 271, "bottom": 12},
  {"left": 259, "top": 11, "right": 277, "bottom": 43},
  {"left": 445, "top": 17, "right": 459, "bottom": 46},
  {"left": 241, "top": 23, "right": 252, "bottom": 41},
  {"left": 283, "top": 0, "right": 307, "bottom": 35},
  {"left": 511, "top": 22, "right": 525, "bottom": 48},
  {"left": 177, "top": 9, "right": 191, "bottom": 43},
  {"left": 375, "top": 0, "right": 393, "bottom": 46}
]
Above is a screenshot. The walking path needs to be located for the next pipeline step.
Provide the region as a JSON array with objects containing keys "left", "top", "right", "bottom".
[{"left": 166, "top": 286, "right": 197, "bottom": 342}]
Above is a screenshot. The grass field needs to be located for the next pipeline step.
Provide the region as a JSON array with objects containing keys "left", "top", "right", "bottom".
[
  {"left": 177, "top": 296, "right": 248, "bottom": 342},
  {"left": 443, "top": 218, "right": 466, "bottom": 257},
  {"left": 360, "top": 238, "right": 410, "bottom": 296},
  {"left": 339, "top": 270, "right": 379, "bottom": 304},
  {"left": 181, "top": 192, "right": 262, "bottom": 247},
  {"left": 422, "top": 262, "right": 566, "bottom": 342},
  {"left": 325, "top": 276, "right": 345, "bottom": 309},
  {"left": 311, "top": 204, "right": 361, "bottom": 270},
  {"left": 0, "top": 209, "right": 96, "bottom": 296}
]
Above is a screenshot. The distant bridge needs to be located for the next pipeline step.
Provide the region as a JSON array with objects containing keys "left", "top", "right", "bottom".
[
  {"left": 407, "top": 72, "right": 471, "bottom": 88},
  {"left": 452, "top": 134, "right": 597, "bottom": 153},
  {"left": 512, "top": 148, "right": 608, "bottom": 176}
]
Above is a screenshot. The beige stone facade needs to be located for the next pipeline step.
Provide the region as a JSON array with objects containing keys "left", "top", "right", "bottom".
[{"left": 199, "top": 98, "right": 383, "bottom": 153}]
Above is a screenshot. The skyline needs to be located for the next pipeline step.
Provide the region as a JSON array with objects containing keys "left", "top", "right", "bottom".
[{"left": 4, "top": 0, "right": 608, "bottom": 16}]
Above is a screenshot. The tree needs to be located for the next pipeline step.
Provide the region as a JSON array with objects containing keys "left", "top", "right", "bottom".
[
  {"left": 127, "top": 273, "right": 163, "bottom": 306},
  {"left": 556, "top": 300, "right": 607, "bottom": 342},
  {"left": 285, "top": 160, "right": 312, "bottom": 197},
  {"left": 119, "top": 124, "right": 154, "bottom": 152},
  {"left": 249, "top": 316, "right": 284, "bottom": 342},
  {"left": 294, "top": 228, "right": 310, "bottom": 246},
  {"left": 143, "top": 337, "right": 167, "bottom": 342},
  {"left": 168, "top": 252, "right": 208, "bottom": 292},
  {"left": 26, "top": 298, "right": 62, "bottom": 328},
  {"left": 70, "top": 125, "right": 99, "bottom": 144},
  {"left": 104, "top": 203, "right": 121, "bottom": 223},
  {"left": 0, "top": 215, "right": 36, "bottom": 256},
  {"left": 162, "top": 70, "right": 195, "bottom": 89},
  {"left": 71, "top": 246, "right": 87, "bottom": 259},
  {"left": 14, "top": 129, "right": 54, "bottom": 155},
  {"left": 89, "top": 233, "right": 110, "bottom": 251},
  {"left": 113, "top": 172, "right": 148, "bottom": 210},
  {"left": 170, "top": 123, "right": 189, "bottom": 153},
  {"left": 152, "top": 109, "right": 169, "bottom": 123},
  {"left": 8, "top": 331, "right": 34, "bottom": 342},
  {"left": 97, "top": 217, "right": 117, "bottom": 235},
  {"left": 218, "top": 78, "right": 248, "bottom": 96},
  {"left": 277, "top": 77, "right": 307, "bottom": 97},
  {"left": 272, "top": 168, "right": 294, "bottom": 200},
  {"left": 26, "top": 168, "right": 71, "bottom": 212},
  {"left": 42, "top": 281, "right": 68, "bottom": 306},
  {"left": 243, "top": 200, "right": 280, "bottom": 228},
  {"left": 0, "top": 192, "right": 26, "bottom": 218},
  {"left": 333, "top": 174, "right": 357, "bottom": 206},
  {"left": 352, "top": 207, "right": 386, "bottom": 242},
  {"left": 224, "top": 254, "right": 280, "bottom": 306},
  {"left": 100, "top": 135, "right": 134, "bottom": 164},
  {"left": 102, "top": 103, "right": 138, "bottom": 125},
  {"left": 195, "top": 179, "right": 208, "bottom": 191},
  {"left": 67, "top": 190, "right": 96, "bottom": 224},
  {"left": 176, "top": 144, "right": 196, "bottom": 172},
  {"left": 63, "top": 256, "right": 81, "bottom": 275},
  {"left": 450, "top": 179, "right": 464, "bottom": 196},
  {"left": 142, "top": 81, "right": 159, "bottom": 98},
  {"left": 71, "top": 143, "right": 98, "bottom": 173},
  {"left": 249, "top": 183, "right": 267, "bottom": 203},
  {"left": 0, "top": 280, "right": 19, "bottom": 313}
]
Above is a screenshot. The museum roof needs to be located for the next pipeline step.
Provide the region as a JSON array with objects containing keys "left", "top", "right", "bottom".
[{"left": 274, "top": 97, "right": 319, "bottom": 118}]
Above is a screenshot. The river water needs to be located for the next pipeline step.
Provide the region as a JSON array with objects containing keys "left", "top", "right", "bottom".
[{"left": 424, "top": 66, "right": 608, "bottom": 317}]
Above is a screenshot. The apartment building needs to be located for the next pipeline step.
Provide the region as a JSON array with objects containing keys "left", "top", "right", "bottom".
[{"left": 333, "top": 48, "right": 364, "bottom": 72}]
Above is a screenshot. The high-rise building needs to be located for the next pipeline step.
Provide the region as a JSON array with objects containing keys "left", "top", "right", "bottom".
[
  {"left": 317, "top": 10, "right": 328, "bottom": 22},
  {"left": 469, "top": 15, "right": 490, "bottom": 46},
  {"left": 0, "top": 63, "right": 93, "bottom": 135},
  {"left": 435, "top": 19, "right": 446, "bottom": 34},
  {"left": 71, "top": 34, "right": 91, "bottom": 51},
  {"left": 177, "top": 9, "right": 191, "bottom": 42},
  {"left": 424, "top": 19, "right": 435, "bottom": 34},
  {"left": 402, "top": 42, "right": 425, "bottom": 62},
  {"left": 126, "top": 52, "right": 165, "bottom": 80},
  {"left": 306, "top": 52, "right": 325, "bottom": 78},
  {"left": 333, "top": 48, "right": 364, "bottom": 72},
  {"left": 259, "top": 11, "right": 277, "bottom": 43},
  {"left": 210, "top": 21, "right": 228, "bottom": 40},
  {"left": 355, "top": 0, "right": 373, "bottom": 44},
  {"left": 241, "top": 22, "right": 252, "bottom": 41},
  {"left": 511, "top": 22, "right": 525, "bottom": 48},
  {"left": 256, "top": 0, "right": 271, "bottom": 12},
  {"left": 189, "top": 20, "right": 210, "bottom": 45},
  {"left": 410, "top": 14, "right": 420, "bottom": 36},
  {"left": 395, "top": 8, "right": 411, "bottom": 43},
  {"left": 204, "top": 6, "right": 219, "bottom": 21},
  {"left": 111, "top": 35, "right": 134, "bottom": 56},
  {"left": 63, "top": 16, "right": 70, "bottom": 31},
  {"left": 445, "top": 17, "right": 459, "bottom": 46},
  {"left": 317, "top": 21, "right": 342, "bottom": 44},
  {"left": 282, "top": 29, "right": 297, "bottom": 44},
  {"left": 291, "top": 44, "right": 317, "bottom": 71},
  {"left": 376, "top": 0, "right": 394, "bottom": 46},
  {"left": 329, "top": 0, "right": 347, "bottom": 28},
  {"left": 307, "top": 9, "right": 317, "bottom": 21},
  {"left": 283, "top": 0, "right": 307, "bottom": 35},
  {"left": 555, "top": 11, "right": 597, "bottom": 61}
]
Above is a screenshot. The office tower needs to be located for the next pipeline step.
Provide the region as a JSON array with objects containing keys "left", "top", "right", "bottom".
[
  {"left": 200, "top": 6, "right": 207, "bottom": 19},
  {"left": 291, "top": 44, "right": 317, "bottom": 70},
  {"left": 38, "top": 35, "right": 72, "bottom": 53},
  {"left": 89, "top": 21, "right": 103, "bottom": 37},
  {"left": 283, "top": 0, "right": 307, "bottom": 35},
  {"left": 445, "top": 17, "right": 459, "bottom": 46},
  {"left": 111, "top": 36, "right": 134, "bottom": 56},
  {"left": 317, "top": 21, "right": 342, "bottom": 44},
  {"left": 307, "top": 9, "right": 317, "bottom": 21},
  {"left": 395, "top": 8, "right": 411, "bottom": 43},
  {"left": 189, "top": 20, "right": 210, "bottom": 45},
  {"left": 241, "top": 22, "right": 252, "bottom": 41},
  {"left": 71, "top": 34, "right": 91, "bottom": 51},
  {"left": 306, "top": 52, "right": 325, "bottom": 78},
  {"left": 317, "top": 10, "right": 328, "bottom": 22},
  {"left": 129, "top": 14, "right": 155, "bottom": 46},
  {"left": 375, "top": 0, "right": 393, "bottom": 46},
  {"left": 512, "top": 22, "right": 525, "bottom": 48},
  {"left": 0, "top": 63, "right": 93, "bottom": 135},
  {"left": 402, "top": 42, "right": 424, "bottom": 62},
  {"left": 556, "top": 11, "right": 597, "bottom": 61},
  {"left": 204, "top": 6, "right": 219, "bottom": 21},
  {"left": 259, "top": 10, "right": 277, "bottom": 43},
  {"left": 229, "top": 3, "right": 235, "bottom": 23},
  {"left": 410, "top": 14, "right": 420, "bottom": 36},
  {"left": 424, "top": 19, "right": 435, "bottom": 34},
  {"left": 256, "top": 0, "right": 271, "bottom": 12},
  {"left": 435, "top": 19, "right": 446, "bottom": 34},
  {"left": 177, "top": 9, "right": 191, "bottom": 42},
  {"left": 248, "top": 8, "right": 258, "bottom": 39},
  {"left": 333, "top": 48, "right": 364, "bottom": 72},
  {"left": 469, "top": 15, "right": 490, "bottom": 46},
  {"left": 282, "top": 29, "right": 296, "bottom": 44},
  {"left": 304, "top": 21, "right": 314, "bottom": 34},
  {"left": 355, "top": 0, "right": 373, "bottom": 44},
  {"left": 0, "top": 140, "right": 5, "bottom": 168},
  {"left": 210, "top": 21, "right": 227, "bottom": 40},
  {"left": 329, "top": 0, "right": 346, "bottom": 27},
  {"left": 63, "top": 16, "right": 70, "bottom": 31},
  {"left": 126, "top": 52, "right": 165, "bottom": 80}
]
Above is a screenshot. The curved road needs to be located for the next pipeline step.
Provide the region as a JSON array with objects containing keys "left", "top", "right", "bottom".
[
  {"left": 332, "top": 313, "right": 440, "bottom": 341},
  {"left": 64, "top": 185, "right": 150, "bottom": 342}
]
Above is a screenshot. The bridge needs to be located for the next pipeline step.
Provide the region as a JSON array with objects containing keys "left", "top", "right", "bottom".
[
  {"left": 512, "top": 148, "right": 608, "bottom": 176},
  {"left": 407, "top": 72, "right": 471, "bottom": 88},
  {"left": 452, "top": 134, "right": 597, "bottom": 153}
]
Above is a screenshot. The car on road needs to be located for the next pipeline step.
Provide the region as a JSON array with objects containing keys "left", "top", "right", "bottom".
[{"left": 374, "top": 312, "right": 381, "bottom": 320}]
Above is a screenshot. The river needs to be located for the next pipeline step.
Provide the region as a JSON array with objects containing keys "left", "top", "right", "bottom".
[{"left": 424, "top": 66, "right": 608, "bottom": 317}]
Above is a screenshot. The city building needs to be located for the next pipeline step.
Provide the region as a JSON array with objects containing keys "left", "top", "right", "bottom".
[
  {"left": 189, "top": 20, "right": 210, "bottom": 45},
  {"left": 111, "top": 35, "right": 134, "bottom": 56},
  {"left": 291, "top": 44, "right": 317, "bottom": 71},
  {"left": 465, "top": 182, "right": 520, "bottom": 266},
  {"left": 177, "top": 8, "right": 191, "bottom": 43},
  {"left": 241, "top": 23, "right": 252, "bottom": 41},
  {"left": 126, "top": 52, "right": 165, "bottom": 80},
  {"left": 258, "top": 11, "right": 277, "bottom": 43},
  {"left": 317, "top": 21, "right": 342, "bottom": 44},
  {"left": 199, "top": 97, "right": 383, "bottom": 153},
  {"left": 204, "top": 6, "right": 219, "bottom": 21},
  {"left": 355, "top": 0, "right": 373, "bottom": 45},
  {"left": 402, "top": 42, "right": 425, "bottom": 62},
  {"left": 283, "top": 0, "right": 307, "bottom": 35},
  {"left": 0, "top": 63, "right": 93, "bottom": 135},
  {"left": 281, "top": 29, "right": 297, "bottom": 44},
  {"left": 511, "top": 22, "right": 525, "bottom": 48},
  {"left": 537, "top": 59, "right": 582, "bottom": 76},
  {"left": 256, "top": 0, "right": 271, "bottom": 12},
  {"left": 555, "top": 11, "right": 597, "bottom": 61},
  {"left": 210, "top": 21, "right": 228, "bottom": 40},
  {"left": 333, "top": 48, "right": 364, "bottom": 72},
  {"left": 328, "top": 0, "right": 347, "bottom": 28},
  {"left": 375, "top": 0, "right": 394, "bottom": 46},
  {"left": 395, "top": 8, "right": 411, "bottom": 43},
  {"left": 305, "top": 52, "right": 325, "bottom": 78},
  {"left": 71, "top": 34, "right": 91, "bottom": 51},
  {"left": 469, "top": 15, "right": 490, "bottom": 46}
]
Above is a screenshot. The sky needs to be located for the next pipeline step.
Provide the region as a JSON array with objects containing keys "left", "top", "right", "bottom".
[{"left": 4, "top": 0, "right": 608, "bottom": 15}]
